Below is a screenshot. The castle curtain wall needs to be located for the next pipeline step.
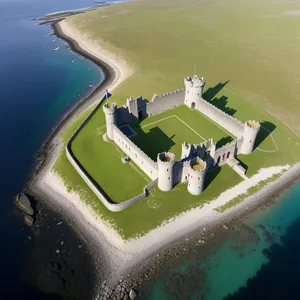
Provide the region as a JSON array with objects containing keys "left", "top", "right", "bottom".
[
  {"left": 144, "top": 89, "right": 185, "bottom": 117},
  {"left": 112, "top": 125, "right": 158, "bottom": 180},
  {"left": 195, "top": 98, "right": 244, "bottom": 137}
]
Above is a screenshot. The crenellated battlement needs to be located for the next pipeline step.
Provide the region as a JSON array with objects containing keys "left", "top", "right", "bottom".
[
  {"left": 184, "top": 75, "right": 205, "bottom": 88},
  {"left": 216, "top": 140, "right": 236, "bottom": 152},
  {"left": 151, "top": 88, "right": 185, "bottom": 102},
  {"left": 100, "top": 73, "right": 261, "bottom": 200},
  {"left": 245, "top": 120, "right": 260, "bottom": 130},
  {"left": 189, "top": 157, "right": 206, "bottom": 173},
  {"left": 200, "top": 97, "right": 244, "bottom": 128},
  {"left": 112, "top": 124, "right": 158, "bottom": 180},
  {"left": 103, "top": 102, "right": 117, "bottom": 113},
  {"left": 157, "top": 152, "right": 176, "bottom": 164}
]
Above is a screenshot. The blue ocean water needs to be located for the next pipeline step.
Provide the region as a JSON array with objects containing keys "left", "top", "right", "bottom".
[
  {"left": 1, "top": 0, "right": 300, "bottom": 299},
  {"left": 0, "top": 0, "right": 104, "bottom": 298},
  {"left": 143, "top": 181, "right": 300, "bottom": 299}
]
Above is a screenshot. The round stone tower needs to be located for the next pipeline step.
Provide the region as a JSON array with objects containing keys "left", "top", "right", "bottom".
[
  {"left": 240, "top": 120, "right": 261, "bottom": 154},
  {"left": 103, "top": 102, "right": 117, "bottom": 140},
  {"left": 184, "top": 75, "right": 206, "bottom": 108},
  {"left": 187, "top": 157, "right": 207, "bottom": 196},
  {"left": 157, "top": 152, "right": 176, "bottom": 192}
]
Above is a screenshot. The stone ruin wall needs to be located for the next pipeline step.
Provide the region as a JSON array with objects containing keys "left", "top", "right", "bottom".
[
  {"left": 195, "top": 98, "right": 244, "bottom": 137},
  {"left": 144, "top": 89, "right": 185, "bottom": 117},
  {"left": 112, "top": 124, "right": 158, "bottom": 180}
]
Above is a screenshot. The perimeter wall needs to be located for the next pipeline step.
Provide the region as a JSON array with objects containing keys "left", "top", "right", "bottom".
[
  {"left": 195, "top": 98, "right": 244, "bottom": 137},
  {"left": 112, "top": 125, "right": 158, "bottom": 180}
]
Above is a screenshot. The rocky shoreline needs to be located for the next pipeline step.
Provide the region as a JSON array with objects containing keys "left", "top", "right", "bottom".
[{"left": 22, "top": 16, "right": 300, "bottom": 300}]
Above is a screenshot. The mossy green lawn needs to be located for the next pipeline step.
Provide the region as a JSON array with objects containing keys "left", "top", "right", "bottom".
[
  {"left": 53, "top": 0, "right": 300, "bottom": 239},
  {"left": 70, "top": 110, "right": 150, "bottom": 203}
]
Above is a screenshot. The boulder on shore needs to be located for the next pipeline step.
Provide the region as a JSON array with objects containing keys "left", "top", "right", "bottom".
[
  {"left": 24, "top": 215, "right": 34, "bottom": 226},
  {"left": 15, "top": 193, "right": 34, "bottom": 216},
  {"left": 129, "top": 289, "right": 137, "bottom": 300}
]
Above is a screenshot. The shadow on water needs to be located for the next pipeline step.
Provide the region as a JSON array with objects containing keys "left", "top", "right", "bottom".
[
  {"left": 254, "top": 121, "right": 276, "bottom": 149},
  {"left": 225, "top": 217, "right": 300, "bottom": 300},
  {"left": 22, "top": 204, "right": 98, "bottom": 300}
]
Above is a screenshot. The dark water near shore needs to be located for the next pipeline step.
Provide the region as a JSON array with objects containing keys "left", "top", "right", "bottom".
[
  {"left": 0, "top": 0, "right": 106, "bottom": 298},
  {"left": 142, "top": 181, "right": 300, "bottom": 299},
  {"left": 2, "top": 0, "right": 300, "bottom": 299}
]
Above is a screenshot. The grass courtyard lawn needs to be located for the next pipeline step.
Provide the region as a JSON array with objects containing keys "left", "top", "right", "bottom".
[
  {"left": 69, "top": 109, "right": 150, "bottom": 203},
  {"left": 131, "top": 105, "right": 232, "bottom": 160},
  {"left": 52, "top": 0, "right": 300, "bottom": 238}
]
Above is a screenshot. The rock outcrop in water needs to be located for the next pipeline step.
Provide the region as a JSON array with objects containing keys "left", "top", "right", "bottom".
[
  {"left": 15, "top": 193, "right": 35, "bottom": 226},
  {"left": 15, "top": 193, "right": 34, "bottom": 215}
]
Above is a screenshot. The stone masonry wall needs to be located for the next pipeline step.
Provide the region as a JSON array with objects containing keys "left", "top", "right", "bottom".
[
  {"left": 66, "top": 94, "right": 157, "bottom": 212},
  {"left": 214, "top": 141, "right": 236, "bottom": 166},
  {"left": 195, "top": 98, "right": 244, "bottom": 137},
  {"left": 112, "top": 125, "right": 158, "bottom": 180},
  {"left": 143, "top": 89, "right": 185, "bottom": 117}
]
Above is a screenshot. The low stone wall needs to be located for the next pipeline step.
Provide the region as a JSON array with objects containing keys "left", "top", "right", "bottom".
[
  {"left": 65, "top": 94, "right": 157, "bottom": 212},
  {"left": 112, "top": 125, "right": 158, "bottom": 180},
  {"left": 145, "top": 178, "right": 158, "bottom": 192}
]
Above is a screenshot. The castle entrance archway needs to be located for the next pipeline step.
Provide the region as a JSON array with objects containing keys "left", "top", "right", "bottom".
[{"left": 191, "top": 102, "right": 196, "bottom": 109}]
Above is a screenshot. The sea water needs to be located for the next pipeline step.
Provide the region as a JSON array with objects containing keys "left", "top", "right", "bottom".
[
  {"left": 2, "top": 0, "right": 300, "bottom": 299},
  {"left": 142, "top": 181, "right": 300, "bottom": 299},
  {"left": 0, "top": 0, "right": 105, "bottom": 298}
]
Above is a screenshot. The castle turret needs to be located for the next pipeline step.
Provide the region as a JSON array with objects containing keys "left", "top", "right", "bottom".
[
  {"left": 240, "top": 120, "right": 260, "bottom": 154},
  {"left": 126, "top": 97, "right": 139, "bottom": 119},
  {"left": 157, "top": 152, "right": 176, "bottom": 192},
  {"left": 187, "top": 157, "right": 207, "bottom": 195},
  {"left": 103, "top": 102, "right": 117, "bottom": 140},
  {"left": 184, "top": 75, "right": 206, "bottom": 109},
  {"left": 181, "top": 142, "right": 192, "bottom": 160}
]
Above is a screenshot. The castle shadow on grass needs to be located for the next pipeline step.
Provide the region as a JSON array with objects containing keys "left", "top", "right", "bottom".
[
  {"left": 204, "top": 82, "right": 277, "bottom": 150},
  {"left": 132, "top": 126, "right": 175, "bottom": 161},
  {"left": 203, "top": 81, "right": 236, "bottom": 116},
  {"left": 254, "top": 121, "right": 276, "bottom": 150}
]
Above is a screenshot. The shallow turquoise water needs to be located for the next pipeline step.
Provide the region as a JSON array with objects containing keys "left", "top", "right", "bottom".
[{"left": 143, "top": 180, "right": 300, "bottom": 299}]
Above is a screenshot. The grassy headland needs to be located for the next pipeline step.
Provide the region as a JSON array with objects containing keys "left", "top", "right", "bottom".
[{"left": 53, "top": 0, "right": 300, "bottom": 239}]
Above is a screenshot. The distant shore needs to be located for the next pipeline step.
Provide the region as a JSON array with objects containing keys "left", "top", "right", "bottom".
[{"left": 27, "top": 18, "right": 300, "bottom": 299}]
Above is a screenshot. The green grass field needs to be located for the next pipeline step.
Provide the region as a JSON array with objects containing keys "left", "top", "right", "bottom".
[
  {"left": 131, "top": 105, "right": 233, "bottom": 160},
  {"left": 52, "top": 0, "right": 300, "bottom": 239}
]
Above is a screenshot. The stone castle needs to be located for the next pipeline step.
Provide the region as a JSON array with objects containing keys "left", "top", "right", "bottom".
[{"left": 103, "top": 74, "right": 261, "bottom": 196}]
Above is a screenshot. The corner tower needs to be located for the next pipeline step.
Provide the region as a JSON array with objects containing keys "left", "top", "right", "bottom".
[
  {"left": 103, "top": 102, "right": 117, "bottom": 140},
  {"left": 240, "top": 120, "right": 260, "bottom": 154},
  {"left": 187, "top": 157, "right": 207, "bottom": 195},
  {"left": 184, "top": 75, "right": 206, "bottom": 108},
  {"left": 157, "top": 152, "right": 176, "bottom": 192}
]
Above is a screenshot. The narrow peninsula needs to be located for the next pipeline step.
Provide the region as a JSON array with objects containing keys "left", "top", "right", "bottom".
[{"left": 28, "top": 0, "right": 300, "bottom": 298}]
